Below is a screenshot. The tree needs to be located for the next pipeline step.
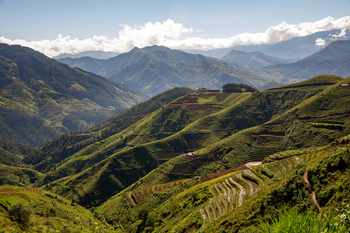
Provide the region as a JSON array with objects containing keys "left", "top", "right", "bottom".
[
  {"left": 222, "top": 83, "right": 258, "bottom": 93},
  {"left": 8, "top": 202, "right": 33, "bottom": 231}
]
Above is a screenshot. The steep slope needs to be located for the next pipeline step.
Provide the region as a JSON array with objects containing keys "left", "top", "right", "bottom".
[
  {"left": 259, "top": 40, "right": 350, "bottom": 83},
  {"left": 222, "top": 50, "right": 290, "bottom": 68},
  {"left": 97, "top": 134, "right": 350, "bottom": 232},
  {"left": 0, "top": 43, "right": 147, "bottom": 147},
  {"left": 89, "top": 77, "right": 350, "bottom": 227},
  {"left": 95, "top": 76, "right": 350, "bottom": 232},
  {"left": 39, "top": 75, "right": 342, "bottom": 208},
  {"left": 23, "top": 87, "right": 194, "bottom": 173}
]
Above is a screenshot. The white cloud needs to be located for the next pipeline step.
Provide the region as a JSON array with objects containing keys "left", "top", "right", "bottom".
[
  {"left": 1, "top": 16, "right": 350, "bottom": 57},
  {"left": 332, "top": 28, "right": 347, "bottom": 37},
  {"left": 315, "top": 38, "right": 326, "bottom": 46}
]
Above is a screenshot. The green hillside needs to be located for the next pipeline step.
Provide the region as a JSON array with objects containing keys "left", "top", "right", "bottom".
[
  {"left": 97, "top": 134, "right": 350, "bottom": 232},
  {"left": 1, "top": 74, "right": 350, "bottom": 232},
  {"left": 0, "top": 43, "right": 147, "bottom": 147},
  {"left": 34, "top": 75, "right": 344, "bottom": 209},
  {"left": 0, "top": 185, "right": 115, "bottom": 232},
  {"left": 22, "top": 87, "right": 194, "bottom": 174},
  {"left": 93, "top": 75, "right": 350, "bottom": 232}
]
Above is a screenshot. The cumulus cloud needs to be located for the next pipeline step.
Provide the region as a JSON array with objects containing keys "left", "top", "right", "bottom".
[
  {"left": 315, "top": 38, "right": 326, "bottom": 46},
  {"left": 1, "top": 16, "right": 350, "bottom": 57}
]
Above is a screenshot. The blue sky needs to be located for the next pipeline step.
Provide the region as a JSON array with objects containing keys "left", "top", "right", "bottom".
[{"left": 0, "top": 0, "right": 349, "bottom": 56}]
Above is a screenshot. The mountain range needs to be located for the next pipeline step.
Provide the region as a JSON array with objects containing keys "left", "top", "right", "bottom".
[
  {"left": 0, "top": 43, "right": 147, "bottom": 147},
  {"left": 57, "top": 38, "right": 350, "bottom": 95},
  {"left": 57, "top": 46, "right": 269, "bottom": 96}
]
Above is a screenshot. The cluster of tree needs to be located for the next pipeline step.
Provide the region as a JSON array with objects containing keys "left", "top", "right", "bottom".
[{"left": 222, "top": 83, "right": 258, "bottom": 93}]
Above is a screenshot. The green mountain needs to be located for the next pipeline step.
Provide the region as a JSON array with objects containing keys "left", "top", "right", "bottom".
[
  {"left": 259, "top": 40, "right": 350, "bottom": 83},
  {"left": 0, "top": 43, "right": 147, "bottom": 147},
  {"left": 58, "top": 46, "right": 270, "bottom": 96},
  {"left": 1, "top": 74, "right": 350, "bottom": 232},
  {"left": 28, "top": 75, "right": 344, "bottom": 208},
  {"left": 221, "top": 50, "right": 291, "bottom": 68}
]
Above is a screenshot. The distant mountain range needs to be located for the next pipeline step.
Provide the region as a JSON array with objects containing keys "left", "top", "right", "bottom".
[
  {"left": 54, "top": 51, "right": 120, "bottom": 60},
  {"left": 185, "top": 29, "right": 349, "bottom": 60},
  {"left": 258, "top": 39, "right": 350, "bottom": 83},
  {"left": 0, "top": 43, "right": 147, "bottom": 147},
  {"left": 57, "top": 45, "right": 270, "bottom": 96}
]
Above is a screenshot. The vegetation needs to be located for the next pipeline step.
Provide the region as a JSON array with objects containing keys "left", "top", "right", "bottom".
[
  {"left": 1, "top": 73, "right": 350, "bottom": 232},
  {"left": 8, "top": 202, "right": 32, "bottom": 231},
  {"left": 222, "top": 83, "right": 258, "bottom": 93},
  {"left": 256, "top": 208, "right": 346, "bottom": 233}
]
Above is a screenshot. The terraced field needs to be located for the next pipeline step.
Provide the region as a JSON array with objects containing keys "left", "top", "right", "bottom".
[
  {"left": 131, "top": 179, "right": 189, "bottom": 204},
  {"left": 200, "top": 154, "right": 313, "bottom": 226},
  {"left": 0, "top": 186, "right": 42, "bottom": 209}
]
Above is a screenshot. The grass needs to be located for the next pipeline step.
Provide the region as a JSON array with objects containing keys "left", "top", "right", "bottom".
[
  {"left": 256, "top": 208, "right": 347, "bottom": 233},
  {"left": 311, "top": 123, "right": 344, "bottom": 129}
]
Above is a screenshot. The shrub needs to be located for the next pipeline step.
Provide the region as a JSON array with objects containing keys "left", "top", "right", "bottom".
[{"left": 8, "top": 202, "right": 33, "bottom": 231}]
